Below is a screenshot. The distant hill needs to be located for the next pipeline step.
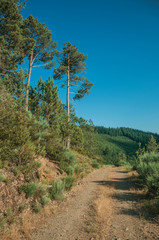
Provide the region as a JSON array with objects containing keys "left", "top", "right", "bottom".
[
  {"left": 94, "top": 126, "right": 159, "bottom": 164},
  {"left": 95, "top": 126, "right": 159, "bottom": 145},
  {"left": 95, "top": 133, "right": 139, "bottom": 164}
]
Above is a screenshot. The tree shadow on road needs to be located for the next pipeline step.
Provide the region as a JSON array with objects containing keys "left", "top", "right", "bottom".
[{"left": 93, "top": 175, "right": 159, "bottom": 223}]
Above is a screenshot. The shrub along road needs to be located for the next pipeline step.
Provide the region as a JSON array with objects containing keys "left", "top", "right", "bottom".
[{"left": 31, "top": 166, "right": 159, "bottom": 240}]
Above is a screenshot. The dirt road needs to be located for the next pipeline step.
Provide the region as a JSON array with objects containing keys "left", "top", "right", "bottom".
[{"left": 31, "top": 166, "right": 159, "bottom": 240}]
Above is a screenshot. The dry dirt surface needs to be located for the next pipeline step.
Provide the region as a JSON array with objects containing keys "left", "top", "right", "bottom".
[{"left": 31, "top": 166, "right": 159, "bottom": 240}]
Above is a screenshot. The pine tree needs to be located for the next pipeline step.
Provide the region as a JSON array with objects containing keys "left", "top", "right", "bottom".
[
  {"left": 146, "top": 135, "right": 158, "bottom": 153},
  {"left": 15, "top": 68, "right": 26, "bottom": 109},
  {"left": 0, "top": 0, "right": 24, "bottom": 78},
  {"left": 54, "top": 42, "right": 93, "bottom": 148},
  {"left": 29, "top": 80, "right": 43, "bottom": 118},
  {"left": 29, "top": 77, "right": 63, "bottom": 133},
  {"left": 22, "top": 15, "right": 58, "bottom": 111},
  {"left": 42, "top": 77, "right": 63, "bottom": 128}
]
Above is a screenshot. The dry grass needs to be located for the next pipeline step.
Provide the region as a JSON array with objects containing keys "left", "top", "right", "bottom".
[{"left": 0, "top": 202, "right": 56, "bottom": 240}]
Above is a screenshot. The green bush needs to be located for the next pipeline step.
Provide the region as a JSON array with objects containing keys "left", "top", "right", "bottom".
[
  {"left": 59, "top": 151, "right": 77, "bottom": 175},
  {"left": 59, "top": 161, "right": 74, "bottom": 175},
  {"left": 19, "top": 183, "right": 48, "bottom": 204},
  {"left": 75, "top": 165, "right": 84, "bottom": 174},
  {"left": 139, "top": 152, "right": 159, "bottom": 164},
  {"left": 46, "top": 138, "right": 64, "bottom": 161},
  {"left": 63, "top": 176, "right": 75, "bottom": 191},
  {"left": 91, "top": 159, "right": 100, "bottom": 169},
  {"left": 41, "top": 196, "right": 50, "bottom": 206},
  {"left": 146, "top": 173, "right": 159, "bottom": 196},
  {"left": 63, "top": 151, "right": 77, "bottom": 166},
  {"left": 84, "top": 163, "right": 92, "bottom": 170},
  {"left": 19, "top": 183, "right": 37, "bottom": 198},
  {"left": 49, "top": 179, "right": 65, "bottom": 200},
  {"left": 136, "top": 153, "right": 159, "bottom": 197},
  {"left": 33, "top": 184, "right": 47, "bottom": 201}
]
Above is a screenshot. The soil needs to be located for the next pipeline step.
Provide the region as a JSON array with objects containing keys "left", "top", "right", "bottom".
[{"left": 31, "top": 166, "right": 159, "bottom": 240}]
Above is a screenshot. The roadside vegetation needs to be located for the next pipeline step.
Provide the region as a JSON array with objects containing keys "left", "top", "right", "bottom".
[
  {"left": 0, "top": 0, "right": 100, "bottom": 235},
  {"left": 95, "top": 126, "right": 159, "bottom": 212}
]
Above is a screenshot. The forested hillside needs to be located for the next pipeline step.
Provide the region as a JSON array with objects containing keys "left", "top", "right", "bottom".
[
  {"left": 95, "top": 134, "right": 138, "bottom": 164},
  {"left": 95, "top": 126, "right": 159, "bottom": 145}
]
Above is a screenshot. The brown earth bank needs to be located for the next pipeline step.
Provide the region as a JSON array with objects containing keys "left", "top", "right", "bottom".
[{"left": 29, "top": 166, "right": 159, "bottom": 240}]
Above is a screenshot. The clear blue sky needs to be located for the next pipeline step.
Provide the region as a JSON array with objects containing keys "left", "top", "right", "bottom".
[{"left": 23, "top": 0, "right": 159, "bottom": 133}]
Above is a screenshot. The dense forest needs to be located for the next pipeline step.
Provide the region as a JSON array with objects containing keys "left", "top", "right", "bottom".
[{"left": 95, "top": 126, "right": 159, "bottom": 145}]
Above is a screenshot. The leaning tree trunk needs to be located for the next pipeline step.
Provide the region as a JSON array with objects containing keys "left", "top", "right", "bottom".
[
  {"left": 67, "top": 54, "right": 70, "bottom": 149},
  {"left": 25, "top": 49, "right": 33, "bottom": 111}
]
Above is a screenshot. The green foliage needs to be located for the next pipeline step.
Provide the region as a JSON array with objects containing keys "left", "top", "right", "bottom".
[
  {"left": 54, "top": 42, "right": 93, "bottom": 101},
  {"left": 49, "top": 180, "right": 65, "bottom": 200},
  {"left": 64, "top": 151, "right": 77, "bottom": 166},
  {"left": 136, "top": 153, "right": 159, "bottom": 197},
  {"left": 5, "top": 208, "right": 15, "bottom": 224},
  {"left": 4, "top": 176, "right": 12, "bottom": 184},
  {"left": 59, "top": 151, "right": 77, "bottom": 174},
  {"left": 95, "top": 126, "right": 159, "bottom": 146},
  {"left": 91, "top": 159, "right": 100, "bottom": 169},
  {"left": 75, "top": 165, "right": 84, "bottom": 174},
  {"left": 23, "top": 15, "right": 58, "bottom": 110},
  {"left": 139, "top": 152, "right": 159, "bottom": 163},
  {"left": 32, "top": 203, "right": 42, "bottom": 213},
  {"left": 59, "top": 162, "right": 74, "bottom": 175},
  {"left": 19, "top": 204, "right": 28, "bottom": 213},
  {"left": 84, "top": 163, "right": 92, "bottom": 170},
  {"left": 146, "top": 136, "right": 158, "bottom": 153},
  {"left": 5, "top": 208, "right": 13, "bottom": 218},
  {"left": 0, "top": 217, "right": 6, "bottom": 229},
  {"left": 63, "top": 176, "right": 75, "bottom": 191},
  {"left": 19, "top": 183, "right": 48, "bottom": 206},
  {"left": 41, "top": 196, "right": 50, "bottom": 206},
  {"left": 0, "top": 160, "right": 3, "bottom": 169},
  {"left": 0, "top": 174, "right": 4, "bottom": 182},
  {"left": 19, "top": 183, "right": 37, "bottom": 198},
  {"left": 95, "top": 134, "right": 138, "bottom": 164},
  {"left": 45, "top": 137, "right": 64, "bottom": 161},
  {"left": 0, "top": 0, "right": 24, "bottom": 76}
]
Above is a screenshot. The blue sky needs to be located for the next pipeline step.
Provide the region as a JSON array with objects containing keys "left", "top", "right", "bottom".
[{"left": 23, "top": 0, "right": 159, "bottom": 133}]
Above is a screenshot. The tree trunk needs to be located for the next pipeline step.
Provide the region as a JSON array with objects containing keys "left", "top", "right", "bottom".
[
  {"left": 25, "top": 49, "right": 33, "bottom": 111},
  {"left": 67, "top": 54, "right": 70, "bottom": 149},
  {"left": 20, "top": 75, "right": 23, "bottom": 110}
]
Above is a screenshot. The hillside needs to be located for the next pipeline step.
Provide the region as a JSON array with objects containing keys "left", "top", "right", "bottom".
[
  {"left": 95, "top": 134, "right": 139, "bottom": 164},
  {"left": 95, "top": 126, "right": 159, "bottom": 145}
]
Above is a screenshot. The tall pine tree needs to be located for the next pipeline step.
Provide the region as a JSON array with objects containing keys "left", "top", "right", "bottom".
[
  {"left": 0, "top": 0, "right": 24, "bottom": 78},
  {"left": 54, "top": 42, "right": 93, "bottom": 148},
  {"left": 22, "top": 15, "right": 58, "bottom": 111}
]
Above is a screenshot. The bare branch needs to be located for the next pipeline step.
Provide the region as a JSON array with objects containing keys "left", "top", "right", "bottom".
[
  {"left": 32, "top": 62, "right": 50, "bottom": 68},
  {"left": 32, "top": 52, "right": 39, "bottom": 65}
]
